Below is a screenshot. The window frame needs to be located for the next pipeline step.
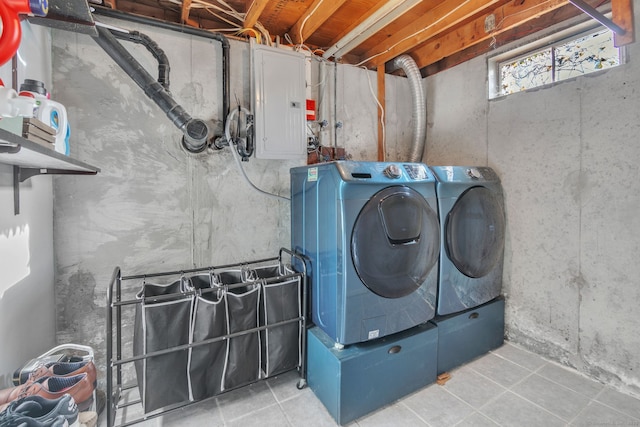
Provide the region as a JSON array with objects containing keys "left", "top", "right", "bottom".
[{"left": 488, "top": 13, "right": 626, "bottom": 99}]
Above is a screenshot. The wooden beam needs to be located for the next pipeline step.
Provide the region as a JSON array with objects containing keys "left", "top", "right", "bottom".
[
  {"left": 360, "top": 0, "right": 502, "bottom": 68},
  {"left": 409, "top": 0, "right": 570, "bottom": 71},
  {"left": 181, "top": 0, "right": 192, "bottom": 24},
  {"left": 326, "top": 0, "right": 390, "bottom": 48},
  {"left": 612, "top": 0, "right": 635, "bottom": 46},
  {"left": 291, "top": 0, "right": 348, "bottom": 45},
  {"left": 180, "top": 0, "right": 200, "bottom": 27},
  {"left": 421, "top": 0, "right": 605, "bottom": 76},
  {"left": 244, "top": 0, "right": 270, "bottom": 29},
  {"left": 377, "top": 67, "right": 386, "bottom": 161}
]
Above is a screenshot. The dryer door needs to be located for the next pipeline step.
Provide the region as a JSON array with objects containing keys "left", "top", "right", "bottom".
[
  {"left": 351, "top": 186, "right": 440, "bottom": 299},
  {"left": 445, "top": 186, "right": 505, "bottom": 278}
]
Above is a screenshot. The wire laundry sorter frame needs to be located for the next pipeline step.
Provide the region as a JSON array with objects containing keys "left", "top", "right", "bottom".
[{"left": 106, "top": 248, "right": 308, "bottom": 427}]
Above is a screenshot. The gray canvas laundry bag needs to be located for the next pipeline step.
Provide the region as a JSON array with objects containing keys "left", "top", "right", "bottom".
[
  {"left": 216, "top": 270, "right": 262, "bottom": 391},
  {"left": 186, "top": 273, "right": 228, "bottom": 400},
  {"left": 133, "top": 279, "right": 193, "bottom": 413},
  {"left": 252, "top": 265, "right": 301, "bottom": 376}
]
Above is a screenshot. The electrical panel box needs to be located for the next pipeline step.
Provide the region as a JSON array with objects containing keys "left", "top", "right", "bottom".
[{"left": 251, "top": 41, "right": 306, "bottom": 159}]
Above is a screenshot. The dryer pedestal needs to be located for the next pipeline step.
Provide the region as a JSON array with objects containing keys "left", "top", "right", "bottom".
[
  {"left": 430, "top": 297, "right": 504, "bottom": 374},
  {"left": 307, "top": 323, "right": 438, "bottom": 425}
]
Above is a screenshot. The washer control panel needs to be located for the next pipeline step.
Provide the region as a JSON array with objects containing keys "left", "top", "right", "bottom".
[
  {"left": 403, "top": 164, "right": 429, "bottom": 180},
  {"left": 333, "top": 161, "right": 434, "bottom": 183}
]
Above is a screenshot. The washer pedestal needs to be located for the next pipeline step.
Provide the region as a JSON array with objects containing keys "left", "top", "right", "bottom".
[
  {"left": 430, "top": 297, "right": 504, "bottom": 374},
  {"left": 307, "top": 323, "right": 438, "bottom": 425}
]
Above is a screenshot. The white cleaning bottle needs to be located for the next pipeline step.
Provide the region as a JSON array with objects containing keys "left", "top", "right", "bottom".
[{"left": 19, "top": 79, "right": 70, "bottom": 155}]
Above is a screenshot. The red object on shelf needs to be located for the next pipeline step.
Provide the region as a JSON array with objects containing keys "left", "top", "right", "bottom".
[{"left": 0, "top": 0, "right": 49, "bottom": 67}]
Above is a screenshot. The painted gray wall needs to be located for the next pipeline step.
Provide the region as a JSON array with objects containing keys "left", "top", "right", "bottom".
[
  {"left": 0, "top": 23, "right": 56, "bottom": 387},
  {"left": 50, "top": 17, "right": 415, "bottom": 383},
  {"left": 424, "top": 15, "right": 640, "bottom": 397}
]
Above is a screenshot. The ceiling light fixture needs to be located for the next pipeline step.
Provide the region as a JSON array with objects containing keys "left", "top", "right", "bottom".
[{"left": 323, "top": 0, "right": 422, "bottom": 60}]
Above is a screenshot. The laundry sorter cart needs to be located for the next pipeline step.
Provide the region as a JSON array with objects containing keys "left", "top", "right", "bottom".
[{"left": 106, "top": 248, "right": 308, "bottom": 427}]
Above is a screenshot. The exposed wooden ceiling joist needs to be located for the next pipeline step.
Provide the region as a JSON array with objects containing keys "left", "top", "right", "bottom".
[
  {"left": 612, "top": 0, "right": 635, "bottom": 45},
  {"left": 420, "top": 0, "right": 611, "bottom": 75},
  {"left": 406, "top": 0, "right": 571, "bottom": 72},
  {"left": 290, "top": 0, "right": 349, "bottom": 45},
  {"left": 244, "top": 0, "right": 269, "bottom": 29},
  {"left": 360, "top": 0, "right": 503, "bottom": 68},
  {"left": 324, "top": 0, "right": 391, "bottom": 49},
  {"left": 96, "top": 0, "right": 631, "bottom": 76},
  {"left": 181, "top": 0, "right": 198, "bottom": 27}
]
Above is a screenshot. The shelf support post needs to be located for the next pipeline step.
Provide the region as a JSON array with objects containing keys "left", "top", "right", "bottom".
[{"left": 13, "top": 165, "right": 20, "bottom": 215}]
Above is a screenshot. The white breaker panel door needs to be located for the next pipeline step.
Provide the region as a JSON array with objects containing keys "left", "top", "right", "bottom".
[{"left": 251, "top": 41, "right": 306, "bottom": 159}]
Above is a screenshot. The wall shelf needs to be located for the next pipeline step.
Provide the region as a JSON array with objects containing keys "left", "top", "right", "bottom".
[{"left": 0, "top": 128, "right": 100, "bottom": 215}]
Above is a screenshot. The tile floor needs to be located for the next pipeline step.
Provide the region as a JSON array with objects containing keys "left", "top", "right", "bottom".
[{"left": 103, "top": 342, "right": 640, "bottom": 427}]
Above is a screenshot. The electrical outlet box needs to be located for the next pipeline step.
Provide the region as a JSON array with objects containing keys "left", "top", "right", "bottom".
[
  {"left": 484, "top": 14, "right": 496, "bottom": 33},
  {"left": 251, "top": 41, "right": 306, "bottom": 159}
]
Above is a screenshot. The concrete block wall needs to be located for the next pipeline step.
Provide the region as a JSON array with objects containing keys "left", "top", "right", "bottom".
[{"left": 424, "top": 12, "right": 640, "bottom": 397}]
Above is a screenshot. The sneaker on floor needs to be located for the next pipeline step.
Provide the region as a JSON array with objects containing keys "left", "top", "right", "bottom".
[
  {"left": 0, "top": 374, "right": 93, "bottom": 413},
  {"left": 0, "top": 413, "right": 68, "bottom": 427},
  {"left": 0, "top": 394, "right": 78, "bottom": 427}
]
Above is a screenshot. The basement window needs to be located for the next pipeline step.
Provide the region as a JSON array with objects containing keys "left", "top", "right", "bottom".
[{"left": 489, "top": 26, "right": 623, "bottom": 99}]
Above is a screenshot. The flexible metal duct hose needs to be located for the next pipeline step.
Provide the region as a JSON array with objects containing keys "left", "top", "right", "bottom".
[
  {"left": 392, "top": 54, "right": 426, "bottom": 163},
  {"left": 94, "top": 26, "right": 209, "bottom": 152}
]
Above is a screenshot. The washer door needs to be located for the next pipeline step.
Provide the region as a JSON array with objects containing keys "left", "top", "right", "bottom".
[
  {"left": 351, "top": 186, "right": 440, "bottom": 299},
  {"left": 445, "top": 186, "right": 505, "bottom": 278}
]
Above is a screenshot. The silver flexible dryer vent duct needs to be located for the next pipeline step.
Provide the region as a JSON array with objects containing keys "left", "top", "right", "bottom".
[
  {"left": 392, "top": 54, "right": 426, "bottom": 163},
  {"left": 94, "top": 26, "right": 210, "bottom": 153}
]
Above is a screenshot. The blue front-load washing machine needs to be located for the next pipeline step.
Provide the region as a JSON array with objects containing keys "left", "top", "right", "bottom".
[
  {"left": 430, "top": 166, "right": 506, "bottom": 316},
  {"left": 291, "top": 161, "right": 440, "bottom": 345}
]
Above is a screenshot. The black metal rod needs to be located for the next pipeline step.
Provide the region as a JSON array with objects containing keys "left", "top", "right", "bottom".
[
  {"left": 106, "top": 266, "right": 118, "bottom": 427},
  {"left": 115, "top": 270, "right": 123, "bottom": 391},
  {"left": 120, "top": 256, "right": 278, "bottom": 281},
  {"left": 281, "top": 247, "right": 310, "bottom": 385},
  {"left": 111, "top": 316, "right": 303, "bottom": 366},
  {"left": 13, "top": 166, "right": 20, "bottom": 215}
]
